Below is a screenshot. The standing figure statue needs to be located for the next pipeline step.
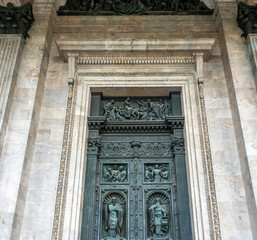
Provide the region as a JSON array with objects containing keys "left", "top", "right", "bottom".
[
  {"left": 148, "top": 197, "right": 168, "bottom": 237},
  {"left": 104, "top": 197, "right": 124, "bottom": 238}
]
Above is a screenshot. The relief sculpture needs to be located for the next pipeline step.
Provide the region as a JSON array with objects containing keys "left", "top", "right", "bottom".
[
  {"left": 100, "top": 142, "right": 172, "bottom": 157},
  {"left": 103, "top": 164, "right": 128, "bottom": 183},
  {"left": 58, "top": 0, "right": 210, "bottom": 15},
  {"left": 145, "top": 164, "right": 169, "bottom": 182},
  {"left": 103, "top": 192, "right": 126, "bottom": 240},
  {"left": 147, "top": 192, "right": 170, "bottom": 238},
  {"left": 103, "top": 98, "right": 170, "bottom": 121}
]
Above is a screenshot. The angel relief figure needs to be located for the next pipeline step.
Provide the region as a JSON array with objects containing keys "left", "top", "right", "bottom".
[{"left": 103, "top": 194, "right": 126, "bottom": 240}]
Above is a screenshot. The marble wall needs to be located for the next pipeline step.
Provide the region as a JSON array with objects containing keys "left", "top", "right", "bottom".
[{"left": 0, "top": 1, "right": 256, "bottom": 240}]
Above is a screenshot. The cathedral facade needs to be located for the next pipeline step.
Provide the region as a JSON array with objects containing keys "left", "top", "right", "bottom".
[{"left": 0, "top": 0, "right": 257, "bottom": 239}]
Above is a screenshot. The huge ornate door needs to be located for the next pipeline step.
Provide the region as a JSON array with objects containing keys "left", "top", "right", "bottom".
[{"left": 81, "top": 93, "right": 192, "bottom": 240}]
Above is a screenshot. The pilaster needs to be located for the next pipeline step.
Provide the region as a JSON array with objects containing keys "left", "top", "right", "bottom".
[
  {"left": 0, "top": 3, "right": 57, "bottom": 240},
  {"left": 215, "top": 2, "right": 257, "bottom": 239},
  {"left": 0, "top": 35, "right": 24, "bottom": 157},
  {"left": 246, "top": 34, "right": 257, "bottom": 89}
]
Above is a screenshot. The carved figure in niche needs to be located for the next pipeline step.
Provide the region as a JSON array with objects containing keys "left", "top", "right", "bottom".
[
  {"left": 147, "top": 193, "right": 169, "bottom": 238},
  {"left": 104, "top": 194, "right": 125, "bottom": 239},
  {"left": 145, "top": 164, "right": 169, "bottom": 182},
  {"left": 103, "top": 164, "right": 127, "bottom": 182}
]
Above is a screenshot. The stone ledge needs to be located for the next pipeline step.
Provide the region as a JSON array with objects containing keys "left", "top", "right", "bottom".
[{"left": 56, "top": 38, "right": 216, "bottom": 62}]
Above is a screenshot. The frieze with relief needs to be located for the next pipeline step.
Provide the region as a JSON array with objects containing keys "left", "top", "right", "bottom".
[
  {"left": 58, "top": 0, "right": 212, "bottom": 15},
  {"left": 102, "top": 98, "right": 171, "bottom": 121},
  {"left": 100, "top": 142, "right": 173, "bottom": 157}
]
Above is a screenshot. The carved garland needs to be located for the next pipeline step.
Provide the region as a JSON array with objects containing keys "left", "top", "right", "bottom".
[
  {"left": 198, "top": 78, "right": 222, "bottom": 240},
  {"left": 52, "top": 78, "right": 77, "bottom": 240}
]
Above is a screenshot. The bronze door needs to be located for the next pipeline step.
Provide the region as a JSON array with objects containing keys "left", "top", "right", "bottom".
[{"left": 81, "top": 94, "right": 192, "bottom": 240}]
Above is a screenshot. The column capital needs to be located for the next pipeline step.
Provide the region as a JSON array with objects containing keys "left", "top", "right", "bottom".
[
  {"left": 68, "top": 53, "right": 78, "bottom": 81},
  {"left": 87, "top": 137, "right": 102, "bottom": 155},
  {"left": 0, "top": 2, "right": 34, "bottom": 39},
  {"left": 170, "top": 136, "right": 185, "bottom": 154}
]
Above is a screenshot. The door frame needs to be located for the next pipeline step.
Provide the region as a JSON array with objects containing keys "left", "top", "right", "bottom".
[{"left": 51, "top": 53, "right": 220, "bottom": 240}]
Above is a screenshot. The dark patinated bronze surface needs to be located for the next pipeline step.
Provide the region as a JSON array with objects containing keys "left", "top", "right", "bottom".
[
  {"left": 0, "top": 2, "right": 34, "bottom": 39},
  {"left": 237, "top": 2, "right": 257, "bottom": 38},
  {"left": 81, "top": 94, "right": 192, "bottom": 240},
  {"left": 58, "top": 0, "right": 212, "bottom": 15}
]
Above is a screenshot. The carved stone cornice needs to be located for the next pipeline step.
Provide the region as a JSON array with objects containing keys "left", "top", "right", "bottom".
[
  {"left": 87, "top": 137, "right": 102, "bottom": 154},
  {"left": 237, "top": 2, "right": 257, "bottom": 38},
  {"left": 0, "top": 2, "right": 34, "bottom": 39},
  {"left": 56, "top": 39, "right": 216, "bottom": 62}
]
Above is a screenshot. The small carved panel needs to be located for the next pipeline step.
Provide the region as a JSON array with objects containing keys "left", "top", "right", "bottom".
[
  {"left": 101, "top": 190, "right": 127, "bottom": 240},
  {"left": 102, "top": 164, "right": 128, "bottom": 183},
  {"left": 144, "top": 163, "right": 170, "bottom": 183}
]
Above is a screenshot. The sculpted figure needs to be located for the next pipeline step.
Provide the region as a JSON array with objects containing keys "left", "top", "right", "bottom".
[
  {"left": 118, "top": 166, "right": 127, "bottom": 182},
  {"left": 145, "top": 166, "right": 154, "bottom": 182},
  {"left": 104, "top": 168, "right": 113, "bottom": 182},
  {"left": 104, "top": 100, "right": 117, "bottom": 120},
  {"left": 148, "top": 197, "right": 168, "bottom": 237},
  {"left": 161, "top": 167, "right": 169, "bottom": 180},
  {"left": 111, "top": 165, "right": 120, "bottom": 182},
  {"left": 152, "top": 164, "right": 162, "bottom": 182},
  {"left": 105, "top": 197, "right": 124, "bottom": 238}
]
